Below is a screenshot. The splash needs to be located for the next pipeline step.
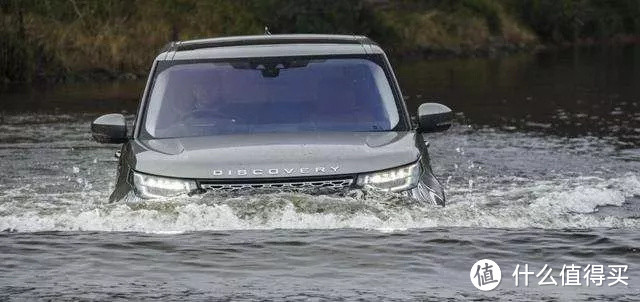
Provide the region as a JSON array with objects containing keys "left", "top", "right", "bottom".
[{"left": 1, "top": 174, "right": 638, "bottom": 233}]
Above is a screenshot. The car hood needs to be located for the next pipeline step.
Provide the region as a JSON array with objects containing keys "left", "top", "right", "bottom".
[{"left": 130, "top": 132, "right": 419, "bottom": 179}]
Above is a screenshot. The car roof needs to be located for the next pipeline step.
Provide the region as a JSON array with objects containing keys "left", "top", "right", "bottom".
[{"left": 157, "top": 34, "right": 384, "bottom": 60}]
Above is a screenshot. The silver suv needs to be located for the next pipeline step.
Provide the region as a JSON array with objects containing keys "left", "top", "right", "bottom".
[{"left": 91, "top": 34, "right": 452, "bottom": 205}]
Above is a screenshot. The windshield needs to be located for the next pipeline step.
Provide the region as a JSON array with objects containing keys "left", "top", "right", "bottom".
[{"left": 143, "top": 57, "right": 402, "bottom": 138}]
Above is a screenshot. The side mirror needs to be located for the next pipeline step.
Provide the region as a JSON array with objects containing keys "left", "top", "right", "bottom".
[
  {"left": 91, "top": 113, "right": 128, "bottom": 144},
  {"left": 417, "top": 103, "right": 453, "bottom": 133}
]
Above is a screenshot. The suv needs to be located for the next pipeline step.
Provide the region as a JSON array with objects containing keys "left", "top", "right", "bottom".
[{"left": 91, "top": 34, "right": 452, "bottom": 205}]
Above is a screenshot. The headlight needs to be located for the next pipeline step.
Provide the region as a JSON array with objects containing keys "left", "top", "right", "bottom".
[
  {"left": 356, "top": 162, "right": 421, "bottom": 192},
  {"left": 132, "top": 171, "right": 197, "bottom": 199}
]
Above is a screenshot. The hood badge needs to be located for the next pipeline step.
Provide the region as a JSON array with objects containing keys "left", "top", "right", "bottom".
[{"left": 212, "top": 165, "right": 340, "bottom": 177}]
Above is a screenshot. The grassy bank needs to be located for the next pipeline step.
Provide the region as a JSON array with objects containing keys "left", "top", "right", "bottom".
[{"left": 1, "top": 0, "right": 639, "bottom": 83}]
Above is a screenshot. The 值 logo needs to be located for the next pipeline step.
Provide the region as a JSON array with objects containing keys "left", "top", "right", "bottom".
[{"left": 470, "top": 259, "right": 502, "bottom": 291}]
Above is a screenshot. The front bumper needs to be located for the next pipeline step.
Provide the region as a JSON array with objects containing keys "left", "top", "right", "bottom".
[{"left": 121, "top": 166, "right": 445, "bottom": 206}]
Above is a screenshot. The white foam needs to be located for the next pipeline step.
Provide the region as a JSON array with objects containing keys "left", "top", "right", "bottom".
[{"left": 1, "top": 174, "right": 638, "bottom": 233}]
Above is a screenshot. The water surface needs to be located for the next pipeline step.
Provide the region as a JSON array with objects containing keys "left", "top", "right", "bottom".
[{"left": 1, "top": 45, "right": 639, "bottom": 301}]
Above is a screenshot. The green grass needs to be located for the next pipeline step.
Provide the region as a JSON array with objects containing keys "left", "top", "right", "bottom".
[{"left": 1, "top": 0, "right": 638, "bottom": 83}]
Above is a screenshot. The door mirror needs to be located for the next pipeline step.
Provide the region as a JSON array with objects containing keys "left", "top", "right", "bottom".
[
  {"left": 91, "top": 114, "right": 128, "bottom": 144},
  {"left": 417, "top": 103, "right": 453, "bottom": 133}
]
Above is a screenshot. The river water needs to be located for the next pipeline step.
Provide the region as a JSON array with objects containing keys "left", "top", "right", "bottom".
[{"left": 0, "top": 46, "right": 639, "bottom": 301}]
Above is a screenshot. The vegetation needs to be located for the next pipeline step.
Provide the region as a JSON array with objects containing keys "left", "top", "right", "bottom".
[{"left": 1, "top": 0, "right": 639, "bottom": 83}]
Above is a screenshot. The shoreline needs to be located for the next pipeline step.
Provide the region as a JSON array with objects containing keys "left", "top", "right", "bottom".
[{"left": 2, "top": 39, "right": 639, "bottom": 85}]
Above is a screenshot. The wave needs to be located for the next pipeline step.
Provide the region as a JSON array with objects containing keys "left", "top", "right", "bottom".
[{"left": 1, "top": 174, "right": 638, "bottom": 233}]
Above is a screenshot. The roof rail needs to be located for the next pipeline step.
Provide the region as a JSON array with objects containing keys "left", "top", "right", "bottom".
[{"left": 159, "top": 34, "right": 374, "bottom": 53}]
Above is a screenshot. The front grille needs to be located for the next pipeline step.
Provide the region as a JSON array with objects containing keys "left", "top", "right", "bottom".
[{"left": 199, "top": 177, "right": 354, "bottom": 193}]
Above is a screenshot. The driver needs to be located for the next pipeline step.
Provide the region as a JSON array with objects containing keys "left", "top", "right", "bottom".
[
  {"left": 187, "top": 83, "right": 233, "bottom": 118},
  {"left": 191, "top": 83, "right": 221, "bottom": 112},
  {"left": 181, "top": 82, "right": 237, "bottom": 131}
]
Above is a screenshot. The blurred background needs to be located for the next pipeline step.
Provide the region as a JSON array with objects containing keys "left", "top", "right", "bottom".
[{"left": 1, "top": 0, "right": 639, "bottom": 83}]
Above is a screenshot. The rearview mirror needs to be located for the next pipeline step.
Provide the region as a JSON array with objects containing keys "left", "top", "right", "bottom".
[
  {"left": 417, "top": 103, "right": 453, "bottom": 133},
  {"left": 91, "top": 113, "right": 128, "bottom": 144}
]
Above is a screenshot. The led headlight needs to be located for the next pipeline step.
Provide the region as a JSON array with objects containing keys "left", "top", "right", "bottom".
[
  {"left": 356, "top": 162, "right": 421, "bottom": 192},
  {"left": 132, "top": 171, "right": 197, "bottom": 199}
]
